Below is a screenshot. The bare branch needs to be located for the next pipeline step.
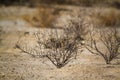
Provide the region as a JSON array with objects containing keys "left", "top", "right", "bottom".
[{"left": 86, "top": 27, "right": 120, "bottom": 64}]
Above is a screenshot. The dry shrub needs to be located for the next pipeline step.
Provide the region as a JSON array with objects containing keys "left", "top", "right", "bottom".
[
  {"left": 23, "top": 7, "right": 56, "bottom": 28},
  {"left": 92, "top": 8, "right": 120, "bottom": 27},
  {"left": 15, "top": 17, "right": 87, "bottom": 68},
  {"left": 64, "top": 17, "right": 90, "bottom": 42},
  {"left": 15, "top": 29, "right": 82, "bottom": 68},
  {"left": 15, "top": 15, "right": 90, "bottom": 68},
  {"left": 86, "top": 28, "right": 120, "bottom": 64},
  {"left": 43, "top": 36, "right": 79, "bottom": 68},
  {"left": 34, "top": 29, "right": 84, "bottom": 68}
]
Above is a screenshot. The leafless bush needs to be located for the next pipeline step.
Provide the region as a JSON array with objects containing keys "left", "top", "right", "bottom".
[
  {"left": 15, "top": 34, "right": 43, "bottom": 57},
  {"left": 15, "top": 16, "right": 88, "bottom": 68},
  {"left": 85, "top": 27, "right": 120, "bottom": 64},
  {"left": 15, "top": 29, "right": 84, "bottom": 68},
  {"left": 64, "top": 17, "right": 88, "bottom": 44},
  {"left": 35, "top": 29, "right": 83, "bottom": 68},
  {"left": 44, "top": 37, "right": 78, "bottom": 68}
]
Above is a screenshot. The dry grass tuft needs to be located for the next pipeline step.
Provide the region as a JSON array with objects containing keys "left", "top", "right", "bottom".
[
  {"left": 22, "top": 6, "right": 57, "bottom": 28},
  {"left": 91, "top": 8, "right": 120, "bottom": 27}
]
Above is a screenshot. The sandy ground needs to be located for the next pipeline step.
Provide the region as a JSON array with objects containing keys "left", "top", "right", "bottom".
[
  {"left": 0, "top": 6, "right": 120, "bottom": 80},
  {"left": 0, "top": 46, "right": 120, "bottom": 80}
]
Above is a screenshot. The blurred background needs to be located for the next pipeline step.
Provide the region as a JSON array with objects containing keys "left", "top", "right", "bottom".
[
  {"left": 0, "top": 0, "right": 120, "bottom": 8},
  {"left": 0, "top": 1, "right": 120, "bottom": 80}
]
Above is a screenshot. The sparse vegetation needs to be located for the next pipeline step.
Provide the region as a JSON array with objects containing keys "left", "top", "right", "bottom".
[
  {"left": 64, "top": 18, "right": 87, "bottom": 42},
  {"left": 15, "top": 16, "right": 89, "bottom": 68},
  {"left": 91, "top": 8, "right": 120, "bottom": 27},
  {"left": 85, "top": 27, "right": 120, "bottom": 64},
  {"left": 43, "top": 36, "right": 78, "bottom": 68},
  {"left": 0, "top": 0, "right": 120, "bottom": 79},
  {"left": 15, "top": 27, "right": 84, "bottom": 68},
  {"left": 23, "top": 7, "right": 56, "bottom": 28}
]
